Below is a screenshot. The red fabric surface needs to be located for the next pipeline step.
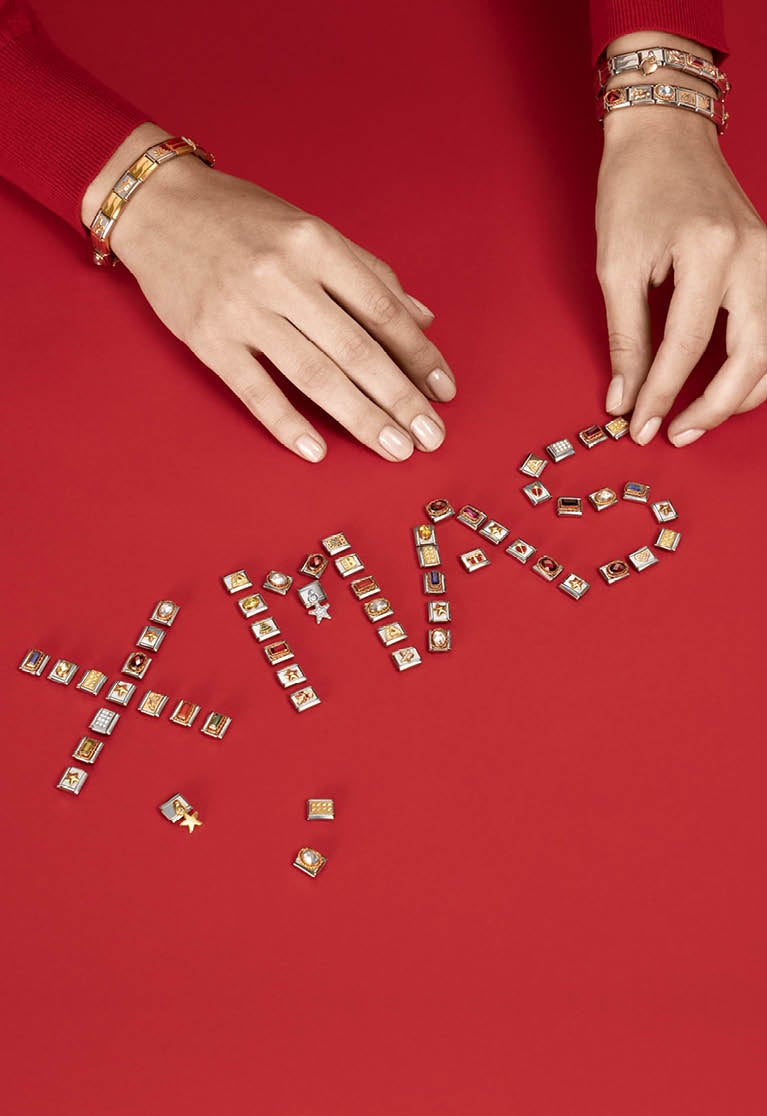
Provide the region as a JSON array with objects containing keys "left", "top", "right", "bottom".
[
  {"left": 1, "top": 2, "right": 765, "bottom": 1114},
  {"left": 589, "top": 0, "right": 728, "bottom": 61}
]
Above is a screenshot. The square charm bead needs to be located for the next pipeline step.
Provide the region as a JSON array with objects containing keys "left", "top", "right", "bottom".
[
  {"left": 307, "top": 798, "right": 335, "bottom": 821},
  {"left": 200, "top": 712, "right": 231, "bottom": 739},
  {"left": 252, "top": 617, "right": 281, "bottom": 642},
  {"left": 623, "top": 481, "right": 650, "bottom": 504},
  {"left": 363, "top": 597, "right": 394, "bottom": 622},
  {"left": 321, "top": 533, "right": 350, "bottom": 556},
  {"left": 72, "top": 736, "right": 103, "bottom": 765},
  {"left": 556, "top": 497, "right": 582, "bottom": 518},
  {"left": 137, "top": 625, "right": 165, "bottom": 651},
  {"left": 425, "top": 498, "right": 454, "bottom": 523},
  {"left": 460, "top": 548, "right": 490, "bottom": 572},
  {"left": 48, "top": 659, "right": 77, "bottom": 685},
  {"left": 599, "top": 559, "right": 631, "bottom": 585},
  {"left": 239, "top": 593, "right": 268, "bottom": 618},
  {"left": 264, "top": 641, "right": 294, "bottom": 665},
  {"left": 655, "top": 528, "right": 681, "bottom": 552},
  {"left": 159, "top": 793, "right": 192, "bottom": 823},
  {"left": 335, "top": 553, "right": 364, "bottom": 578},
  {"left": 428, "top": 628, "right": 451, "bottom": 652},
  {"left": 428, "top": 600, "right": 451, "bottom": 622},
  {"left": 150, "top": 600, "right": 180, "bottom": 626},
  {"left": 57, "top": 767, "right": 88, "bottom": 795},
  {"left": 294, "top": 847, "right": 326, "bottom": 877},
  {"left": 290, "top": 686, "right": 321, "bottom": 712},
  {"left": 138, "top": 690, "right": 168, "bottom": 717},
  {"left": 506, "top": 539, "right": 536, "bottom": 563},
  {"left": 519, "top": 453, "right": 547, "bottom": 478},
  {"left": 299, "top": 553, "right": 329, "bottom": 578},
  {"left": 275, "top": 663, "right": 307, "bottom": 688},
  {"left": 89, "top": 707, "right": 119, "bottom": 736},
  {"left": 605, "top": 416, "right": 629, "bottom": 439},
  {"left": 19, "top": 649, "right": 49, "bottom": 676},
  {"left": 413, "top": 524, "right": 436, "bottom": 547},
  {"left": 76, "top": 668, "right": 107, "bottom": 695},
  {"left": 391, "top": 646, "right": 422, "bottom": 671},
  {"left": 416, "top": 544, "right": 441, "bottom": 568},
  {"left": 479, "top": 520, "right": 510, "bottom": 545},
  {"left": 222, "top": 570, "right": 252, "bottom": 594},
  {"left": 651, "top": 500, "right": 678, "bottom": 524},
  {"left": 456, "top": 504, "right": 486, "bottom": 530},
  {"left": 263, "top": 570, "right": 293, "bottom": 595},
  {"left": 169, "top": 700, "right": 200, "bottom": 727},
  {"left": 377, "top": 622, "right": 407, "bottom": 646},
  {"left": 122, "top": 651, "right": 151, "bottom": 679},
  {"left": 522, "top": 482, "right": 551, "bottom": 507},
  {"left": 423, "top": 571, "right": 446, "bottom": 594},
  {"left": 106, "top": 680, "right": 135, "bottom": 706},
  {"left": 628, "top": 546, "right": 659, "bottom": 572},
  {"left": 588, "top": 487, "right": 618, "bottom": 512},
  {"left": 559, "top": 573, "right": 590, "bottom": 600},
  {"left": 297, "top": 580, "right": 327, "bottom": 609},
  {"left": 578, "top": 424, "right": 608, "bottom": 449},
  {"left": 350, "top": 575, "right": 380, "bottom": 600},
  {"left": 532, "top": 555, "right": 563, "bottom": 582},
  {"left": 546, "top": 438, "right": 575, "bottom": 463}
]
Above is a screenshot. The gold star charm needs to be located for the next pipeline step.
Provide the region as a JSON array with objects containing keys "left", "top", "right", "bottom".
[{"left": 179, "top": 809, "right": 203, "bottom": 835}]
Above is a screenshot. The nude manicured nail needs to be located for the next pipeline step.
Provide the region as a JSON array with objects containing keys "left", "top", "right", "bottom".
[
  {"left": 635, "top": 416, "right": 661, "bottom": 445},
  {"left": 411, "top": 414, "right": 445, "bottom": 451},
  {"left": 426, "top": 368, "right": 456, "bottom": 402},
  {"left": 295, "top": 434, "right": 325, "bottom": 462},
  {"left": 407, "top": 294, "right": 434, "bottom": 318},
  {"left": 379, "top": 425, "right": 414, "bottom": 460},
  {"left": 671, "top": 428, "right": 705, "bottom": 447},
  {"left": 605, "top": 375, "right": 624, "bottom": 412}
]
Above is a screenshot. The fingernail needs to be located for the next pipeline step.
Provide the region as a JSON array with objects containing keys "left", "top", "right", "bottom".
[
  {"left": 407, "top": 294, "right": 434, "bottom": 318},
  {"left": 635, "top": 416, "right": 662, "bottom": 445},
  {"left": 426, "top": 368, "right": 456, "bottom": 402},
  {"left": 605, "top": 375, "right": 624, "bottom": 412},
  {"left": 379, "top": 424, "right": 414, "bottom": 460},
  {"left": 410, "top": 413, "right": 445, "bottom": 451},
  {"left": 671, "top": 428, "right": 705, "bottom": 447},
  {"left": 295, "top": 434, "right": 325, "bottom": 462}
]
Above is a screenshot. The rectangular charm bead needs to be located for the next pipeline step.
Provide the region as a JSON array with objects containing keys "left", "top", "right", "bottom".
[
  {"left": 578, "top": 424, "right": 608, "bottom": 448},
  {"left": 519, "top": 453, "right": 547, "bottom": 478},
  {"left": 294, "top": 848, "right": 327, "bottom": 876},
  {"left": 290, "top": 686, "right": 321, "bottom": 712},
  {"left": 275, "top": 663, "right": 307, "bottom": 688},
  {"left": 428, "top": 600, "right": 451, "bottom": 622},
  {"left": 623, "top": 481, "right": 651, "bottom": 504},
  {"left": 252, "top": 617, "right": 281, "bottom": 642},
  {"left": 57, "top": 767, "right": 88, "bottom": 795},
  {"left": 456, "top": 504, "right": 486, "bottom": 530},
  {"left": 136, "top": 625, "right": 165, "bottom": 651},
  {"left": 263, "top": 570, "right": 293, "bottom": 595},
  {"left": 655, "top": 528, "right": 681, "bottom": 552},
  {"left": 334, "top": 553, "right": 364, "bottom": 578},
  {"left": 169, "top": 700, "right": 201, "bottom": 727},
  {"left": 159, "top": 793, "right": 192, "bottom": 823},
  {"left": 138, "top": 690, "right": 168, "bottom": 717},
  {"left": 428, "top": 628, "right": 451, "bottom": 652},
  {"left": 76, "top": 668, "right": 107, "bottom": 695},
  {"left": 299, "top": 553, "right": 329, "bottom": 578},
  {"left": 89, "top": 708, "right": 119, "bottom": 736},
  {"left": 651, "top": 500, "right": 678, "bottom": 523},
  {"left": 532, "top": 555, "right": 563, "bottom": 582},
  {"left": 222, "top": 570, "right": 252, "bottom": 593},
  {"left": 377, "top": 622, "right": 407, "bottom": 646},
  {"left": 417, "top": 543, "right": 441, "bottom": 568},
  {"left": 557, "top": 497, "right": 583, "bottom": 518},
  {"left": 363, "top": 597, "right": 394, "bottom": 622},
  {"left": 350, "top": 575, "right": 380, "bottom": 600},
  {"left": 321, "top": 533, "right": 350, "bottom": 556},
  {"left": 479, "top": 521, "right": 510, "bottom": 545},
  {"left": 122, "top": 651, "right": 151, "bottom": 679},
  {"left": 599, "top": 559, "right": 631, "bottom": 585},
  {"left": 200, "top": 712, "right": 231, "bottom": 739},
  {"left": 628, "top": 546, "right": 659, "bottom": 572},
  {"left": 72, "top": 736, "right": 104, "bottom": 765},
  {"left": 506, "top": 539, "right": 536, "bottom": 563},
  {"left": 605, "top": 416, "right": 629, "bottom": 439},
  {"left": 106, "top": 680, "right": 136, "bottom": 707},
  {"left": 522, "top": 482, "right": 551, "bottom": 506},
  {"left": 48, "top": 659, "right": 78, "bottom": 685},
  {"left": 150, "top": 600, "right": 180, "bottom": 626},
  {"left": 19, "top": 649, "right": 49, "bottom": 676},
  {"left": 459, "top": 548, "right": 490, "bottom": 572},
  {"left": 307, "top": 798, "right": 335, "bottom": 821},
  {"left": 297, "top": 581, "right": 327, "bottom": 609},
  {"left": 238, "top": 593, "right": 268, "bottom": 618},
  {"left": 413, "top": 524, "right": 436, "bottom": 547},
  {"left": 423, "top": 571, "right": 446, "bottom": 594},
  {"left": 425, "top": 498, "right": 454, "bottom": 523},
  {"left": 588, "top": 487, "right": 618, "bottom": 511},
  {"left": 559, "top": 573, "right": 590, "bottom": 600},
  {"left": 264, "top": 641, "right": 294, "bottom": 665},
  {"left": 391, "top": 646, "right": 422, "bottom": 671},
  {"left": 546, "top": 438, "right": 575, "bottom": 463}
]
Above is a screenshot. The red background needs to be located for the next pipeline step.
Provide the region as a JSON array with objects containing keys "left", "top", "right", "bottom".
[{"left": 2, "top": 1, "right": 766, "bottom": 1112}]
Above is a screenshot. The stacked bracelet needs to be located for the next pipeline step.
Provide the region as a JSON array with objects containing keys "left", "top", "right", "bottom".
[
  {"left": 596, "top": 82, "right": 729, "bottom": 133},
  {"left": 595, "top": 47, "right": 730, "bottom": 97},
  {"left": 88, "top": 135, "right": 215, "bottom": 268}
]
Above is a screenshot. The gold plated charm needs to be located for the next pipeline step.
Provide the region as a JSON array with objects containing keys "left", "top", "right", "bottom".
[
  {"left": 377, "top": 622, "right": 407, "bottom": 646},
  {"left": 306, "top": 799, "right": 334, "bottom": 821},
  {"left": 391, "top": 646, "right": 422, "bottom": 671},
  {"left": 427, "top": 628, "right": 451, "bottom": 652},
  {"left": 290, "top": 686, "right": 321, "bottom": 711},
  {"left": 546, "top": 438, "right": 575, "bottom": 463},
  {"left": 200, "top": 711, "right": 231, "bottom": 739},
  {"left": 456, "top": 504, "right": 486, "bottom": 530},
  {"left": 136, "top": 625, "right": 165, "bottom": 651},
  {"left": 605, "top": 416, "right": 629, "bottom": 439},
  {"left": 427, "top": 600, "right": 451, "bottom": 622},
  {"left": 89, "top": 707, "right": 119, "bottom": 735},
  {"left": 425, "top": 498, "right": 454, "bottom": 523},
  {"left": 138, "top": 690, "right": 168, "bottom": 717},
  {"left": 363, "top": 597, "right": 394, "bottom": 622},
  {"left": 578, "top": 424, "right": 608, "bottom": 449},
  {"left": 628, "top": 546, "right": 659, "bottom": 571},
  {"left": 519, "top": 453, "right": 547, "bottom": 478},
  {"left": 222, "top": 569, "right": 252, "bottom": 593},
  {"left": 159, "top": 794, "right": 203, "bottom": 834},
  {"left": 57, "top": 766, "right": 88, "bottom": 794},
  {"left": 479, "top": 520, "right": 510, "bottom": 545},
  {"left": 423, "top": 571, "right": 446, "bottom": 594},
  {"left": 72, "top": 736, "right": 103, "bottom": 764},
  {"left": 506, "top": 539, "right": 536, "bottom": 563},
  {"left": 532, "top": 555, "right": 563, "bottom": 582},
  {"left": 334, "top": 553, "right": 364, "bottom": 578},
  {"left": 651, "top": 500, "right": 678, "bottom": 524},
  {"left": 76, "top": 668, "right": 108, "bottom": 695},
  {"left": 252, "top": 617, "right": 281, "bottom": 642},
  {"left": 275, "top": 663, "right": 307, "bottom": 688},
  {"left": 299, "top": 553, "right": 329, "bottom": 578},
  {"left": 623, "top": 482, "right": 651, "bottom": 504},
  {"left": 599, "top": 559, "right": 631, "bottom": 585},
  {"left": 459, "top": 548, "right": 490, "bottom": 572},
  {"left": 239, "top": 593, "right": 268, "bottom": 618},
  {"left": 169, "top": 700, "right": 200, "bottom": 727},
  {"left": 350, "top": 575, "right": 380, "bottom": 600},
  {"left": 294, "top": 847, "right": 326, "bottom": 877},
  {"left": 556, "top": 497, "right": 583, "bottom": 518},
  {"left": 522, "top": 482, "right": 551, "bottom": 506},
  {"left": 264, "top": 640, "right": 294, "bottom": 665},
  {"left": 321, "top": 533, "right": 350, "bottom": 556},
  {"left": 106, "top": 680, "right": 135, "bottom": 706},
  {"left": 19, "top": 649, "right": 49, "bottom": 676},
  {"left": 151, "top": 600, "right": 180, "bottom": 626},
  {"left": 122, "top": 651, "right": 151, "bottom": 679},
  {"left": 263, "top": 570, "right": 294, "bottom": 595},
  {"left": 417, "top": 544, "right": 441, "bottom": 568},
  {"left": 559, "top": 573, "right": 590, "bottom": 600},
  {"left": 48, "top": 659, "right": 78, "bottom": 685},
  {"left": 655, "top": 528, "right": 681, "bottom": 552},
  {"left": 413, "top": 524, "right": 437, "bottom": 547},
  {"left": 588, "top": 487, "right": 618, "bottom": 512}
]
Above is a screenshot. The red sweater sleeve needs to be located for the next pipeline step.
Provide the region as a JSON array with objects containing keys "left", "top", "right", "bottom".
[
  {"left": 589, "top": 0, "right": 729, "bottom": 64},
  {"left": 0, "top": 0, "right": 149, "bottom": 236}
]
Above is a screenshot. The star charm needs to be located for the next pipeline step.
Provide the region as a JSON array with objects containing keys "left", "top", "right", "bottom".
[
  {"left": 179, "top": 809, "right": 203, "bottom": 834},
  {"left": 308, "top": 602, "right": 331, "bottom": 624}
]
